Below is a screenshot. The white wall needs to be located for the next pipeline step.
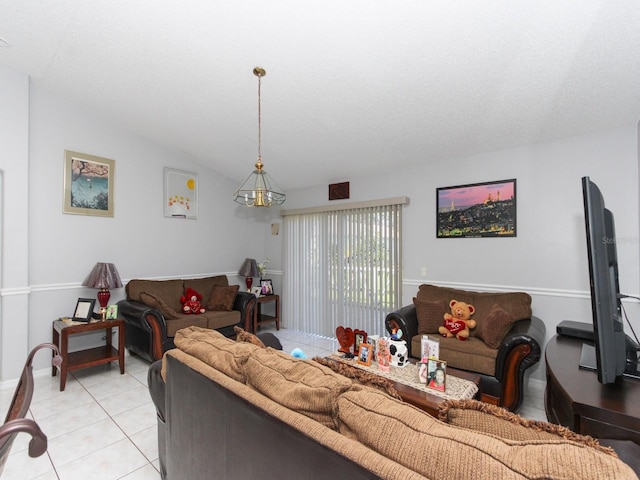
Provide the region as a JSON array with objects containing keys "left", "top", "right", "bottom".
[
  {"left": 0, "top": 67, "right": 30, "bottom": 381},
  {"left": 281, "top": 126, "right": 640, "bottom": 381},
  {"left": 0, "top": 66, "right": 268, "bottom": 380}
]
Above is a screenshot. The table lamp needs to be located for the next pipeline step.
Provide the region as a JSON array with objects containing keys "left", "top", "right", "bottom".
[
  {"left": 238, "top": 258, "right": 258, "bottom": 291},
  {"left": 83, "top": 262, "right": 123, "bottom": 320}
]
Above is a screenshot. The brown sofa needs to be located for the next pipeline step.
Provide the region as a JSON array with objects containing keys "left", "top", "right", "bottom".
[
  {"left": 147, "top": 326, "right": 636, "bottom": 480},
  {"left": 385, "top": 284, "right": 545, "bottom": 412},
  {"left": 117, "top": 275, "right": 256, "bottom": 362}
]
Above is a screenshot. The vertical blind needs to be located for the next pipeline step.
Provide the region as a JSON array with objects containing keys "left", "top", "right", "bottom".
[{"left": 283, "top": 203, "right": 402, "bottom": 338}]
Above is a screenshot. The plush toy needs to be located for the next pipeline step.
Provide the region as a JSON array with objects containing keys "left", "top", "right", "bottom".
[
  {"left": 438, "top": 299, "right": 476, "bottom": 341},
  {"left": 291, "top": 348, "right": 307, "bottom": 359},
  {"left": 180, "top": 287, "right": 206, "bottom": 315}
]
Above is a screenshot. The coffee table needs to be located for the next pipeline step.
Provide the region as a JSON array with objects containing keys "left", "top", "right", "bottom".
[
  {"left": 394, "top": 365, "right": 481, "bottom": 417},
  {"left": 329, "top": 355, "right": 481, "bottom": 417}
]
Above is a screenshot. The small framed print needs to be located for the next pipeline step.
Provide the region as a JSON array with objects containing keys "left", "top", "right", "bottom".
[
  {"left": 164, "top": 168, "right": 198, "bottom": 219},
  {"left": 354, "top": 329, "right": 367, "bottom": 354},
  {"left": 73, "top": 298, "right": 96, "bottom": 322},
  {"left": 105, "top": 304, "right": 118, "bottom": 320},
  {"left": 260, "top": 279, "right": 274, "bottom": 296},
  {"left": 357, "top": 343, "right": 373, "bottom": 366},
  {"left": 427, "top": 359, "right": 447, "bottom": 392},
  {"left": 250, "top": 286, "right": 262, "bottom": 297},
  {"left": 418, "top": 361, "right": 428, "bottom": 384}
]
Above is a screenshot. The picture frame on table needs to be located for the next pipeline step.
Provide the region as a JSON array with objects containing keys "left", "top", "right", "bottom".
[
  {"left": 436, "top": 178, "right": 516, "bottom": 238},
  {"left": 426, "top": 358, "right": 447, "bottom": 392},
  {"left": 357, "top": 343, "right": 373, "bottom": 366},
  {"left": 250, "top": 286, "right": 262, "bottom": 297},
  {"left": 260, "top": 279, "right": 274, "bottom": 296},
  {"left": 106, "top": 304, "right": 118, "bottom": 320},
  {"left": 63, "top": 150, "right": 115, "bottom": 217},
  {"left": 418, "top": 361, "right": 428, "bottom": 383},
  {"left": 73, "top": 298, "right": 96, "bottom": 322},
  {"left": 354, "top": 329, "right": 367, "bottom": 354}
]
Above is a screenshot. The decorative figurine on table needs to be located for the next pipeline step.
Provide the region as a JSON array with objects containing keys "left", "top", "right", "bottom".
[
  {"left": 336, "top": 326, "right": 355, "bottom": 357},
  {"left": 389, "top": 328, "right": 408, "bottom": 367},
  {"left": 377, "top": 337, "right": 391, "bottom": 372}
]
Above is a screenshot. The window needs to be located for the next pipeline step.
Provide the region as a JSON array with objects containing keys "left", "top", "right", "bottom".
[{"left": 282, "top": 198, "right": 406, "bottom": 338}]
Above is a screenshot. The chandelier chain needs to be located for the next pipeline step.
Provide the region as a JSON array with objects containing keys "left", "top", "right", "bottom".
[{"left": 257, "top": 74, "right": 262, "bottom": 160}]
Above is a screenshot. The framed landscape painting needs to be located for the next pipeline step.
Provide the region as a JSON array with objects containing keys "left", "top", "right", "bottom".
[
  {"left": 436, "top": 178, "right": 516, "bottom": 238},
  {"left": 63, "top": 150, "right": 115, "bottom": 217}
]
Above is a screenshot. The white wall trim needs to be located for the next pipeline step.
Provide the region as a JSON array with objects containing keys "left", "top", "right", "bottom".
[
  {"left": 0, "top": 286, "right": 31, "bottom": 296},
  {"left": 18, "top": 271, "right": 287, "bottom": 296}
]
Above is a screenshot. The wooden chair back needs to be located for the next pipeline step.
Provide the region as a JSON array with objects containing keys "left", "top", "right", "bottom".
[{"left": 0, "top": 343, "right": 62, "bottom": 476}]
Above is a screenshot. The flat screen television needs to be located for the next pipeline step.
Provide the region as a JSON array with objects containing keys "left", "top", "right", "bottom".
[{"left": 580, "top": 176, "right": 640, "bottom": 383}]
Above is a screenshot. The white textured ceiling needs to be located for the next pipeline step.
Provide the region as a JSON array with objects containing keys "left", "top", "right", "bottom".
[{"left": 1, "top": 1, "right": 639, "bottom": 190}]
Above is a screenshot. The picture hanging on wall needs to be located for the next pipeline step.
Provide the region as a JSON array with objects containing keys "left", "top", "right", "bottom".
[
  {"left": 164, "top": 168, "right": 198, "bottom": 219},
  {"left": 63, "top": 150, "right": 115, "bottom": 217},
  {"left": 436, "top": 178, "right": 516, "bottom": 238}
]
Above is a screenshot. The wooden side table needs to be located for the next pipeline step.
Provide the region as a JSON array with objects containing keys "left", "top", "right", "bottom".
[
  {"left": 253, "top": 295, "right": 280, "bottom": 333},
  {"left": 52, "top": 318, "right": 125, "bottom": 391}
]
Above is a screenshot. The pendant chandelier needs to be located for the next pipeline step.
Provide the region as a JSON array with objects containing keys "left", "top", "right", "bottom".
[{"left": 233, "top": 67, "right": 286, "bottom": 207}]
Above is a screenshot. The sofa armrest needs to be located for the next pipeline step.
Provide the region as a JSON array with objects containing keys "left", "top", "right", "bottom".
[
  {"left": 148, "top": 360, "right": 167, "bottom": 479},
  {"left": 148, "top": 360, "right": 166, "bottom": 421},
  {"left": 494, "top": 315, "right": 546, "bottom": 411},
  {"left": 233, "top": 291, "right": 257, "bottom": 332},
  {"left": 385, "top": 304, "right": 419, "bottom": 357},
  {"left": 117, "top": 299, "right": 170, "bottom": 362},
  {"left": 117, "top": 299, "right": 166, "bottom": 334}
]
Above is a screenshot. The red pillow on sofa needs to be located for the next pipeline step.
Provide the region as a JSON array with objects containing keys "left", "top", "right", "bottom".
[{"left": 206, "top": 285, "right": 239, "bottom": 311}]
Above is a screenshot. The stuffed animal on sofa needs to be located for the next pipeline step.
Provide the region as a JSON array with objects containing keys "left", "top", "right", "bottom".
[
  {"left": 438, "top": 299, "right": 476, "bottom": 341},
  {"left": 180, "top": 288, "right": 206, "bottom": 315}
]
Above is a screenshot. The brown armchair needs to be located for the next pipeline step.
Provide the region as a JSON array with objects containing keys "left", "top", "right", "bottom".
[{"left": 385, "top": 284, "right": 545, "bottom": 412}]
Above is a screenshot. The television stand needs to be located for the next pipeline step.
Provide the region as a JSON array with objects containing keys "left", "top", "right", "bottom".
[
  {"left": 545, "top": 335, "right": 640, "bottom": 474},
  {"left": 578, "top": 343, "right": 640, "bottom": 381}
]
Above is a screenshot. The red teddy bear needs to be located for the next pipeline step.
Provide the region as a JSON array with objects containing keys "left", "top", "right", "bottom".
[{"left": 180, "top": 287, "right": 206, "bottom": 315}]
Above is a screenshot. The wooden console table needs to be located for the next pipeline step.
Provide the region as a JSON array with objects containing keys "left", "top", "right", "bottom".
[{"left": 545, "top": 334, "right": 640, "bottom": 473}]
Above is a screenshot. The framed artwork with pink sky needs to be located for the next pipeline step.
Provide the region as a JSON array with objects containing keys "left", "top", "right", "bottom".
[{"left": 436, "top": 178, "right": 516, "bottom": 238}]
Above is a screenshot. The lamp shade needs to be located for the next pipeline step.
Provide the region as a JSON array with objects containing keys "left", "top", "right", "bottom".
[
  {"left": 233, "top": 160, "right": 286, "bottom": 207},
  {"left": 238, "top": 258, "right": 258, "bottom": 278},
  {"left": 83, "top": 262, "right": 123, "bottom": 289}
]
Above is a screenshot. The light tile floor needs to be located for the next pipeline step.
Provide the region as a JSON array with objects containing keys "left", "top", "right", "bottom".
[{"left": 2, "top": 326, "right": 546, "bottom": 479}]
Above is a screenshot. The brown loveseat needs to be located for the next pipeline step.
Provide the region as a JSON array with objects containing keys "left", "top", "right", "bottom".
[
  {"left": 147, "top": 326, "right": 636, "bottom": 480},
  {"left": 385, "top": 284, "right": 545, "bottom": 412},
  {"left": 117, "top": 275, "right": 255, "bottom": 362}
]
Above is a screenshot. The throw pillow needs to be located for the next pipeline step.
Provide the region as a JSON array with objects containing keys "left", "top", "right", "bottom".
[
  {"left": 206, "top": 285, "right": 239, "bottom": 311},
  {"left": 474, "top": 303, "right": 517, "bottom": 349},
  {"left": 414, "top": 297, "right": 447, "bottom": 334},
  {"left": 139, "top": 291, "right": 180, "bottom": 319},
  {"left": 234, "top": 326, "right": 266, "bottom": 348},
  {"left": 438, "top": 399, "right": 615, "bottom": 455}
]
